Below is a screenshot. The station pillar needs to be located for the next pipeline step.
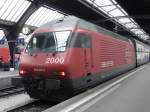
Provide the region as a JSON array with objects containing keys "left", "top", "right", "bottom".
[{"left": 4, "top": 29, "right": 18, "bottom": 68}]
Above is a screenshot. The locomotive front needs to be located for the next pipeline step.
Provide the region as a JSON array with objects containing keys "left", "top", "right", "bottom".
[{"left": 19, "top": 30, "right": 73, "bottom": 99}]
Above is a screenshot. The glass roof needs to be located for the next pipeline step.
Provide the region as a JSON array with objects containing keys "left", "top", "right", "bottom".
[
  {"left": 102, "top": 6, "right": 116, "bottom": 12},
  {"left": 85, "top": 0, "right": 149, "bottom": 40},
  {"left": 0, "top": 0, "right": 148, "bottom": 41},
  {"left": 95, "top": 0, "right": 113, "bottom": 6},
  {"left": 118, "top": 18, "right": 131, "bottom": 23},
  {"left": 0, "top": 30, "right": 4, "bottom": 40},
  {"left": 0, "top": 0, "right": 31, "bottom": 22},
  {"left": 25, "top": 7, "right": 64, "bottom": 27}
]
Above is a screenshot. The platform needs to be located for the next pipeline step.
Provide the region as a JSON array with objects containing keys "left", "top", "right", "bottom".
[
  {"left": 0, "top": 70, "right": 18, "bottom": 89},
  {"left": 44, "top": 63, "right": 150, "bottom": 112}
]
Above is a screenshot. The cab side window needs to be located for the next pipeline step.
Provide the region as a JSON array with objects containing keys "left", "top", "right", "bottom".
[{"left": 75, "top": 33, "right": 92, "bottom": 48}]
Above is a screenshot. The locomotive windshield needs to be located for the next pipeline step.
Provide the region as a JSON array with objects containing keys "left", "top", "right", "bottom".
[{"left": 25, "top": 31, "right": 71, "bottom": 53}]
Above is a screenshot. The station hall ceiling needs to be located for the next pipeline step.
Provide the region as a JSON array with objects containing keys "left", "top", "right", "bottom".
[
  {"left": 80, "top": 0, "right": 150, "bottom": 44},
  {"left": 116, "top": 0, "right": 150, "bottom": 42},
  {"left": 0, "top": 0, "right": 149, "bottom": 45}
]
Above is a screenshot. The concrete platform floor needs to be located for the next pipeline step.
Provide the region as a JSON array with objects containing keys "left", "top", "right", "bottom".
[
  {"left": 82, "top": 64, "right": 150, "bottom": 112},
  {"left": 0, "top": 70, "right": 18, "bottom": 89}
]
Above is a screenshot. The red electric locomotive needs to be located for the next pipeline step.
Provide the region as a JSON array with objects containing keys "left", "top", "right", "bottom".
[{"left": 17, "top": 16, "right": 137, "bottom": 100}]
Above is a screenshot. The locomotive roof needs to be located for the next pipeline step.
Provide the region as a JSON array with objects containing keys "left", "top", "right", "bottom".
[
  {"left": 37, "top": 16, "right": 130, "bottom": 42},
  {"left": 39, "top": 16, "right": 79, "bottom": 30}
]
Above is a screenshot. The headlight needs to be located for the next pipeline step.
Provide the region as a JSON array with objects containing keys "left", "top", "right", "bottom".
[{"left": 19, "top": 69, "right": 26, "bottom": 76}]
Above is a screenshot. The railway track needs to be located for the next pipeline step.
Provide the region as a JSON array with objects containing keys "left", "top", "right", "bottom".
[
  {"left": 0, "top": 86, "right": 24, "bottom": 97},
  {"left": 0, "top": 87, "right": 57, "bottom": 112},
  {"left": 8, "top": 100, "right": 55, "bottom": 112}
]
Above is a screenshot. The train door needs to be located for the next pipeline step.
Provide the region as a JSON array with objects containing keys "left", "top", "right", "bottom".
[{"left": 80, "top": 33, "right": 92, "bottom": 73}]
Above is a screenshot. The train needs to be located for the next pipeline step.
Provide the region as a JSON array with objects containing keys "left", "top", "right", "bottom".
[
  {"left": 0, "top": 38, "right": 10, "bottom": 71},
  {"left": 0, "top": 37, "right": 26, "bottom": 70},
  {"left": 14, "top": 16, "right": 150, "bottom": 100}
]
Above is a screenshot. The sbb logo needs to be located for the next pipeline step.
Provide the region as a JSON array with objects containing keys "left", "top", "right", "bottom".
[{"left": 45, "top": 57, "right": 64, "bottom": 64}]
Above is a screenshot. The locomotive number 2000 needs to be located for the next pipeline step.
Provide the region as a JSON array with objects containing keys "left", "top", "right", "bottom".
[{"left": 45, "top": 57, "right": 64, "bottom": 64}]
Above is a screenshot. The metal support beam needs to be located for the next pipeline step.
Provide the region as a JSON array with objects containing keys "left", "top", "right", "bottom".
[
  {"left": 4, "top": 29, "right": 17, "bottom": 67},
  {"left": 3, "top": 2, "right": 40, "bottom": 68},
  {"left": 0, "top": 19, "right": 15, "bottom": 30}
]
